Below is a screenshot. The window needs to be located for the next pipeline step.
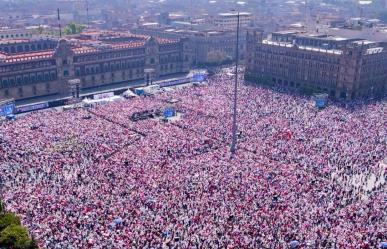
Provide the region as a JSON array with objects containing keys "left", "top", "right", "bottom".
[{"left": 63, "top": 70, "right": 69, "bottom": 77}]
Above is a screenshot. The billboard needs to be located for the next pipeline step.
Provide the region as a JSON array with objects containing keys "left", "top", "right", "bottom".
[
  {"left": 93, "top": 92, "right": 114, "bottom": 100},
  {"left": 315, "top": 99, "right": 327, "bottom": 108},
  {"left": 0, "top": 99, "right": 15, "bottom": 117},
  {"left": 159, "top": 78, "right": 190, "bottom": 88},
  {"left": 16, "top": 102, "right": 49, "bottom": 113},
  {"left": 192, "top": 73, "right": 207, "bottom": 82},
  {"left": 314, "top": 94, "right": 329, "bottom": 109}
]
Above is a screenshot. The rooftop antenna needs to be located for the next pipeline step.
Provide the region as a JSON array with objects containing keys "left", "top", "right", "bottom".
[
  {"left": 190, "top": 0, "right": 193, "bottom": 30},
  {"left": 86, "top": 0, "right": 90, "bottom": 28},
  {"left": 360, "top": 4, "right": 364, "bottom": 19},
  {"left": 304, "top": 0, "right": 309, "bottom": 30},
  {"left": 57, "top": 8, "right": 62, "bottom": 38}
]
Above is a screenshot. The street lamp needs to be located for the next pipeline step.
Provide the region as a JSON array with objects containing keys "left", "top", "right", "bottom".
[{"left": 230, "top": 10, "right": 240, "bottom": 157}]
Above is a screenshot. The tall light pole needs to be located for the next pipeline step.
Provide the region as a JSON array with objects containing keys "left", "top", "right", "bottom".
[
  {"left": 57, "top": 8, "right": 62, "bottom": 38},
  {"left": 230, "top": 11, "right": 240, "bottom": 157}
]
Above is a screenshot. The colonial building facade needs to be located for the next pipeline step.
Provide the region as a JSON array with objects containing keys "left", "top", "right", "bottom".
[
  {"left": 0, "top": 32, "right": 192, "bottom": 102},
  {"left": 132, "top": 27, "right": 246, "bottom": 66},
  {"left": 245, "top": 31, "right": 387, "bottom": 99}
]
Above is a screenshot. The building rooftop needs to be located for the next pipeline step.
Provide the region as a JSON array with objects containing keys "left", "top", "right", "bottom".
[
  {"left": 352, "top": 40, "right": 376, "bottom": 45},
  {"left": 297, "top": 34, "right": 351, "bottom": 41},
  {"left": 218, "top": 12, "right": 251, "bottom": 17},
  {"left": 4, "top": 50, "right": 54, "bottom": 63},
  {"left": 0, "top": 31, "right": 181, "bottom": 63},
  {"left": 365, "top": 47, "right": 384, "bottom": 55},
  {"left": 273, "top": 30, "right": 301, "bottom": 35},
  {"left": 0, "top": 37, "right": 57, "bottom": 45},
  {"left": 262, "top": 39, "right": 343, "bottom": 55}
]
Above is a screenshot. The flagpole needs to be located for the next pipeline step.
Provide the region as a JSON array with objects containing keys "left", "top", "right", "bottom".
[{"left": 230, "top": 11, "right": 240, "bottom": 157}]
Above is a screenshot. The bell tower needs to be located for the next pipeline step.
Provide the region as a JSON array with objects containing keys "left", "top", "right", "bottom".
[{"left": 54, "top": 39, "right": 76, "bottom": 97}]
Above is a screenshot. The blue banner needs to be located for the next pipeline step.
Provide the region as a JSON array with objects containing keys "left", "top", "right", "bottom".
[
  {"left": 315, "top": 99, "right": 327, "bottom": 108},
  {"left": 0, "top": 101, "right": 15, "bottom": 117},
  {"left": 192, "top": 73, "right": 206, "bottom": 82},
  {"left": 164, "top": 107, "right": 176, "bottom": 118},
  {"left": 159, "top": 78, "right": 190, "bottom": 88}
]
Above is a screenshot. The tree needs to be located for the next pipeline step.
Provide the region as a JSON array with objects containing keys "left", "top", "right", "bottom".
[
  {"left": 0, "top": 199, "right": 4, "bottom": 214},
  {"left": 37, "top": 25, "right": 44, "bottom": 35},
  {"left": 28, "top": 235, "right": 39, "bottom": 249},
  {"left": 64, "top": 22, "right": 86, "bottom": 35},
  {"left": 0, "top": 213, "right": 21, "bottom": 232},
  {"left": 0, "top": 224, "right": 31, "bottom": 249}
]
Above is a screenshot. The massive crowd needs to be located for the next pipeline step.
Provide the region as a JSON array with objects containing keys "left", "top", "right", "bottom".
[{"left": 0, "top": 70, "right": 386, "bottom": 248}]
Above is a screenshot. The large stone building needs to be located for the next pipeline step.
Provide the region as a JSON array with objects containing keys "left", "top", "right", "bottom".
[
  {"left": 0, "top": 38, "right": 57, "bottom": 54},
  {"left": 245, "top": 31, "right": 387, "bottom": 99},
  {"left": 213, "top": 12, "right": 252, "bottom": 30},
  {"left": 132, "top": 27, "right": 246, "bottom": 66},
  {"left": 0, "top": 31, "right": 192, "bottom": 102}
]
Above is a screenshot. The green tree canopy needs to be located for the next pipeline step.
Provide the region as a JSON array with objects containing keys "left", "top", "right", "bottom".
[
  {"left": 0, "top": 213, "right": 21, "bottom": 232},
  {"left": 0, "top": 199, "right": 4, "bottom": 214},
  {"left": 28, "top": 236, "right": 39, "bottom": 249},
  {"left": 64, "top": 22, "right": 86, "bottom": 35},
  {"left": 0, "top": 224, "right": 31, "bottom": 249}
]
